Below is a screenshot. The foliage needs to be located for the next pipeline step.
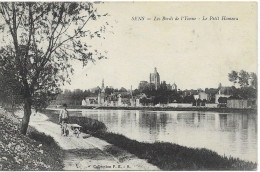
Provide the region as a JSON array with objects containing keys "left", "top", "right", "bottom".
[
  {"left": 238, "top": 70, "right": 250, "bottom": 87},
  {"left": 105, "top": 87, "right": 114, "bottom": 95},
  {"left": 228, "top": 71, "right": 238, "bottom": 84},
  {"left": 183, "top": 95, "right": 195, "bottom": 103},
  {"left": 0, "top": 50, "right": 23, "bottom": 107},
  {"left": 138, "top": 81, "right": 181, "bottom": 105},
  {"left": 53, "top": 86, "right": 133, "bottom": 105},
  {"left": 70, "top": 116, "right": 107, "bottom": 134},
  {"left": 237, "top": 87, "right": 257, "bottom": 99},
  {"left": 53, "top": 69, "right": 257, "bottom": 107},
  {"left": 138, "top": 81, "right": 150, "bottom": 92},
  {"left": 0, "top": 2, "right": 109, "bottom": 134},
  {"left": 218, "top": 97, "right": 227, "bottom": 104},
  {"left": 0, "top": 111, "right": 64, "bottom": 170},
  {"left": 0, "top": 2, "right": 108, "bottom": 108},
  {"left": 53, "top": 82, "right": 183, "bottom": 106},
  {"left": 27, "top": 131, "right": 64, "bottom": 170},
  {"left": 119, "top": 87, "right": 127, "bottom": 92},
  {"left": 132, "top": 89, "right": 140, "bottom": 96},
  {"left": 228, "top": 70, "right": 257, "bottom": 88},
  {"left": 227, "top": 70, "right": 257, "bottom": 100}
]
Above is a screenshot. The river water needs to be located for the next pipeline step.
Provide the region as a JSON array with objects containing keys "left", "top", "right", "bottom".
[{"left": 66, "top": 109, "right": 257, "bottom": 162}]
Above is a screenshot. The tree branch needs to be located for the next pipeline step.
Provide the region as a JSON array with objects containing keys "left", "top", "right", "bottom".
[
  {"left": 50, "top": 12, "right": 94, "bottom": 56},
  {"left": 41, "top": 3, "right": 65, "bottom": 66}
]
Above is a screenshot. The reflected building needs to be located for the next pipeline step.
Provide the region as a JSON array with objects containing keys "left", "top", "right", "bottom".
[
  {"left": 98, "top": 79, "right": 106, "bottom": 105},
  {"left": 135, "top": 110, "right": 140, "bottom": 122},
  {"left": 138, "top": 112, "right": 160, "bottom": 142},
  {"left": 242, "top": 114, "right": 248, "bottom": 129},
  {"left": 194, "top": 113, "right": 199, "bottom": 127},
  {"left": 214, "top": 113, "right": 220, "bottom": 130},
  {"left": 219, "top": 114, "right": 228, "bottom": 130},
  {"left": 159, "top": 113, "right": 169, "bottom": 133},
  {"left": 117, "top": 110, "right": 122, "bottom": 128}
]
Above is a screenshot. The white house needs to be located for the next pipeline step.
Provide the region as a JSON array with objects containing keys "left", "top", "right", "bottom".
[{"left": 193, "top": 92, "right": 208, "bottom": 100}]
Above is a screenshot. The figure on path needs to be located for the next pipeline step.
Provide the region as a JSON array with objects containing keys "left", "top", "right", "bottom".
[{"left": 59, "top": 104, "right": 69, "bottom": 136}]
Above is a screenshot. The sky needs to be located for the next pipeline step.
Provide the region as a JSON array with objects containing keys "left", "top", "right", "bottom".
[{"left": 62, "top": 2, "right": 257, "bottom": 91}]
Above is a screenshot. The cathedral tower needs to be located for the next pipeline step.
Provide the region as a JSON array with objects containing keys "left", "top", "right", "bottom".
[{"left": 150, "top": 67, "right": 160, "bottom": 90}]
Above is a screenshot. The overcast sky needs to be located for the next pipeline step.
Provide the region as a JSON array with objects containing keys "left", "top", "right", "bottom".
[{"left": 62, "top": 2, "right": 257, "bottom": 91}]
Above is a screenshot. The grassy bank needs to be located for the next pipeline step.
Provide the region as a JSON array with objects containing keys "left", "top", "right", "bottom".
[
  {"left": 27, "top": 129, "right": 64, "bottom": 170},
  {"left": 0, "top": 109, "right": 64, "bottom": 170},
  {"left": 50, "top": 105, "right": 257, "bottom": 114},
  {"left": 94, "top": 133, "right": 256, "bottom": 170},
  {"left": 43, "top": 109, "right": 257, "bottom": 170}
]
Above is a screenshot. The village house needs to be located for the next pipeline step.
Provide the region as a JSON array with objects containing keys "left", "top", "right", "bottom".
[
  {"left": 193, "top": 91, "right": 208, "bottom": 101},
  {"left": 215, "top": 86, "right": 233, "bottom": 104}
]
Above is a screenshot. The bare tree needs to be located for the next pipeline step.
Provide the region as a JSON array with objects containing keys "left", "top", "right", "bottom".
[{"left": 0, "top": 2, "right": 109, "bottom": 134}]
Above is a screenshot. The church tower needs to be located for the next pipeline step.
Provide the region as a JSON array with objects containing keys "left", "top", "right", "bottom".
[
  {"left": 101, "top": 79, "right": 105, "bottom": 93},
  {"left": 150, "top": 67, "right": 160, "bottom": 90},
  {"left": 98, "top": 79, "right": 105, "bottom": 105}
]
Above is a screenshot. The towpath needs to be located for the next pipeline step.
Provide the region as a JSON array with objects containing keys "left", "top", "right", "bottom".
[{"left": 15, "top": 111, "right": 159, "bottom": 170}]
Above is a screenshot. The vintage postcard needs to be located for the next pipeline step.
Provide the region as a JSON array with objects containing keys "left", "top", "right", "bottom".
[{"left": 0, "top": 1, "right": 257, "bottom": 171}]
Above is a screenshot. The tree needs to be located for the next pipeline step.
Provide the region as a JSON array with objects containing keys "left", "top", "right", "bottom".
[
  {"left": 228, "top": 70, "right": 238, "bottom": 85},
  {"left": 183, "top": 95, "right": 195, "bottom": 103},
  {"left": 119, "top": 87, "right": 127, "bottom": 92},
  {"left": 197, "top": 98, "right": 202, "bottom": 106},
  {"left": 0, "top": 57, "right": 23, "bottom": 108},
  {"left": 132, "top": 89, "right": 140, "bottom": 96},
  {"left": 238, "top": 70, "right": 250, "bottom": 87},
  {"left": 228, "top": 70, "right": 257, "bottom": 88},
  {"left": 160, "top": 81, "right": 167, "bottom": 90},
  {"left": 238, "top": 87, "right": 257, "bottom": 99},
  {"left": 201, "top": 99, "right": 206, "bottom": 106},
  {"left": 0, "top": 2, "right": 109, "bottom": 134},
  {"left": 227, "top": 70, "right": 257, "bottom": 100}
]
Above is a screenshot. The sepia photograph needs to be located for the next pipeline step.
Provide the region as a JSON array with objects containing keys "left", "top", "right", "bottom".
[{"left": 0, "top": 1, "right": 258, "bottom": 171}]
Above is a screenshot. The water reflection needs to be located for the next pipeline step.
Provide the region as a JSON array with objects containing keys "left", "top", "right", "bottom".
[
  {"left": 219, "top": 114, "right": 227, "bottom": 130},
  {"left": 78, "top": 110, "right": 257, "bottom": 162}
]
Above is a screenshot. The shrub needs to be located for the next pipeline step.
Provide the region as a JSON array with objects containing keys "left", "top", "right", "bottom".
[{"left": 69, "top": 116, "right": 107, "bottom": 134}]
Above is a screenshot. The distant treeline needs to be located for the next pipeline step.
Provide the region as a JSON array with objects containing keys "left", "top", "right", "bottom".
[
  {"left": 52, "top": 87, "right": 131, "bottom": 105},
  {"left": 51, "top": 70, "right": 257, "bottom": 106}
]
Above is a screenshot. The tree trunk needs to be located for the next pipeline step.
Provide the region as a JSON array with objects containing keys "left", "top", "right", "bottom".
[{"left": 20, "top": 98, "right": 32, "bottom": 135}]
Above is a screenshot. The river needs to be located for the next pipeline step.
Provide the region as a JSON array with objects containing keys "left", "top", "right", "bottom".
[{"left": 65, "top": 109, "right": 257, "bottom": 163}]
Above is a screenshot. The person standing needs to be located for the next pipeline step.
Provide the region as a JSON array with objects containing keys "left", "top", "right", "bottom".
[{"left": 59, "top": 104, "right": 69, "bottom": 136}]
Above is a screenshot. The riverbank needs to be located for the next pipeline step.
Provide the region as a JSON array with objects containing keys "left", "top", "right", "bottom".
[
  {"left": 94, "top": 132, "right": 257, "bottom": 170},
  {"left": 0, "top": 109, "right": 64, "bottom": 170},
  {"left": 43, "top": 109, "right": 257, "bottom": 170},
  {"left": 51, "top": 105, "right": 257, "bottom": 114},
  {"left": 13, "top": 110, "right": 158, "bottom": 170}
]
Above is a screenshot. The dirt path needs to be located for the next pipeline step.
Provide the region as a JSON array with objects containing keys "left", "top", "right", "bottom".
[{"left": 15, "top": 111, "right": 159, "bottom": 170}]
